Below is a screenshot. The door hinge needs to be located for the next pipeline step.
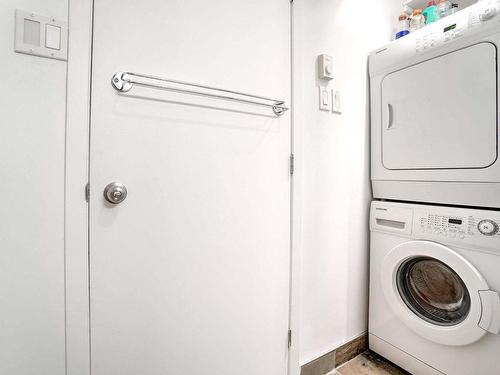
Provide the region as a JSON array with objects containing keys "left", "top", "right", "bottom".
[
  {"left": 288, "top": 329, "right": 292, "bottom": 348},
  {"left": 289, "top": 154, "right": 295, "bottom": 176},
  {"left": 85, "top": 183, "right": 90, "bottom": 202}
]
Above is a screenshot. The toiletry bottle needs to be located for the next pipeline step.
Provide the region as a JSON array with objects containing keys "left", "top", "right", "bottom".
[
  {"left": 410, "top": 9, "right": 426, "bottom": 31},
  {"left": 403, "top": 4, "right": 414, "bottom": 17},
  {"left": 423, "top": 1, "right": 440, "bottom": 24},
  {"left": 437, "top": 0, "right": 452, "bottom": 18},
  {"left": 396, "top": 13, "right": 410, "bottom": 39}
]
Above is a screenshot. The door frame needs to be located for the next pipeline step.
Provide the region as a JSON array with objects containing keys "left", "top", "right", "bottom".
[{"left": 64, "top": 1, "right": 301, "bottom": 374}]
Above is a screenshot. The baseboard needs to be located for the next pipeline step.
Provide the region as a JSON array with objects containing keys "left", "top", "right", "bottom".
[{"left": 300, "top": 333, "right": 368, "bottom": 375}]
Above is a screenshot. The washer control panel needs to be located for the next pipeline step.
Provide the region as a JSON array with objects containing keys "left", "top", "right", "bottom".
[
  {"left": 371, "top": 201, "right": 500, "bottom": 252},
  {"left": 415, "top": 207, "right": 500, "bottom": 251},
  {"left": 419, "top": 214, "right": 500, "bottom": 237}
]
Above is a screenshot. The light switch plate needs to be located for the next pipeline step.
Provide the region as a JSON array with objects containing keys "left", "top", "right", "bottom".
[
  {"left": 319, "top": 87, "right": 332, "bottom": 111},
  {"left": 15, "top": 10, "right": 68, "bottom": 61},
  {"left": 332, "top": 89, "right": 342, "bottom": 114}
]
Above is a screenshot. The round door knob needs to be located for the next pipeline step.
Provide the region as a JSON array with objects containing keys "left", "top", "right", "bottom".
[{"left": 104, "top": 182, "right": 127, "bottom": 204}]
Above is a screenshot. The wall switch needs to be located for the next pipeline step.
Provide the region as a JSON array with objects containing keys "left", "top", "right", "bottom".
[
  {"left": 319, "top": 87, "right": 331, "bottom": 111},
  {"left": 332, "top": 89, "right": 342, "bottom": 114},
  {"left": 15, "top": 10, "right": 68, "bottom": 61},
  {"left": 318, "top": 54, "right": 333, "bottom": 80},
  {"left": 45, "top": 24, "right": 61, "bottom": 50}
]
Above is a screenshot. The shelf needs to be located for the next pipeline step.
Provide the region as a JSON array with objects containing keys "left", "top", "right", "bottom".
[{"left": 402, "top": 0, "right": 477, "bottom": 11}]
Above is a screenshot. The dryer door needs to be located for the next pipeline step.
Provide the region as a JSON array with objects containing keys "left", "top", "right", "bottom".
[
  {"left": 381, "top": 240, "right": 500, "bottom": 346},
  {"left": 381, "top": 42, "right": 497, "bottom": 170}
]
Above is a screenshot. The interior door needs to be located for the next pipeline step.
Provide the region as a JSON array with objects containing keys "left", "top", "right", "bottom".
[
  {"left": 89, "top": 1, "right": 291, "bottom": 375},
  {"left": 381, "top": 42, "right": 497, "bottom": 170}
]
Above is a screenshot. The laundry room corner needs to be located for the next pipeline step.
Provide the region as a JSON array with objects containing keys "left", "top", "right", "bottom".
[
  {"left": 292, "top": 0, "right": 402, "bottom": 366},
  {"left": 5, "top": 0, "right": 500, "bottom": 373}
]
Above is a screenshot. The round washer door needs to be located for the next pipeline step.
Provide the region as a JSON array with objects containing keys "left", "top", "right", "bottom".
[{"left": 381, "top": 240, "right": 490, "bottom": 346}]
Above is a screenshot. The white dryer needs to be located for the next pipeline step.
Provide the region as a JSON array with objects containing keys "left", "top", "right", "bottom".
[
  {"left": 369, "top": 1, "right": 500, "bottom": 208},
  {"left": 369, "top": 201, "right": 500, "bottom": 375}
]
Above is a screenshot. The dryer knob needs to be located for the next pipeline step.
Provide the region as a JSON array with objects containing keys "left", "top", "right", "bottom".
[
  {"left": 478, "top": 220, "right": 499, "bottom": 236},
  {"left": 480, "top": 6, "right": 498, "bottom": 21}
]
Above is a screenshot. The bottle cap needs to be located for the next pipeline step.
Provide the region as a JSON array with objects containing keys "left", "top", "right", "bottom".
[
  {"left": 413, "top": 8, "right": 423, "bottom": 15},
  {"left": 399, "top": 13, "right": 408, "bottom": 21},
  {"left": 428, "top": 1, "right": 437, "bottom": 5}
]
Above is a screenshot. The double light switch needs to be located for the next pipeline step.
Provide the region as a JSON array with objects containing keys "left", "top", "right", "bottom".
[
  {"left": 15, "top": 10, "right": 68, "bottom": 61},
  {"left": 319, "top": 87, "right": 342, "bottom": 113}
]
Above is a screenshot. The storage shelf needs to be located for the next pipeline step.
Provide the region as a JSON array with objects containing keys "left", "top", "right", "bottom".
[{"left": 403, "top": 0, "right": 477, "bottom": 11}]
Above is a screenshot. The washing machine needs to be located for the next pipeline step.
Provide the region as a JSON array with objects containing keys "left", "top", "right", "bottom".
[
  {"left": 369, "top": 200, "right": 500, "bottom": 375},
  {"left": 369, "top": 1, "right": 500, "bottom": 208}
]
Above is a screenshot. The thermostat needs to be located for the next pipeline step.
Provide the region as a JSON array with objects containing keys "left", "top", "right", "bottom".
[{"left": 318, "top": 54, "right": 333, "bottom": 80}]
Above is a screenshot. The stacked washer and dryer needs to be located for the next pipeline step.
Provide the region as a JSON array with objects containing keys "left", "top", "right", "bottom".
[{"left": 368, "top": 1, "right": 500, "bottom": 374}]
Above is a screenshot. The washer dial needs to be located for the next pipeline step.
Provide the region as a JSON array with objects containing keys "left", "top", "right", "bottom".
[{"left": 478, "top": 219, "right": 499, "bottom": 236}]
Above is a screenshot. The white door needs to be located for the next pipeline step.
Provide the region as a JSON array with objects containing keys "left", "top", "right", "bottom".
[
  {"left": 381, "top": 42, "right": 497, "bottom": 170},
  {"left": 89, "top": 1, "right": 291, "bottom": 375}
]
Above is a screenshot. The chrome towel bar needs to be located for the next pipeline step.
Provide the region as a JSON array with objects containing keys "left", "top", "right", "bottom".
[{"left": 111, "top": 71, "right": 289, "bottom": 116}]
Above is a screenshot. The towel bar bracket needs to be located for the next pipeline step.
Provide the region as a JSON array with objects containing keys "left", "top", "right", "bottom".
[{"left": 111, "top": 72, "right": 133, "bottom": 92}]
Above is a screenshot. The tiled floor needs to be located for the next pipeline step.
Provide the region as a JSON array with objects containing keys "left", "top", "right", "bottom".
[{"left": 334, "top": 351, "right": 410, "bottom": 375}]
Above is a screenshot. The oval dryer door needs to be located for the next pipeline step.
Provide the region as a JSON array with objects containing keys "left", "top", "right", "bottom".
[{"left": 381, "top": 240, "right": 496, "bottom": 346}]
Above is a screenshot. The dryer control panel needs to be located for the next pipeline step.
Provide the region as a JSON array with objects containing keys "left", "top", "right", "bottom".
[
  {"left": 369, "top": 0, "right": 500, "bottom": 76},
  {"left": 415, "top": 1, "right": 500, "bottom": 53}
]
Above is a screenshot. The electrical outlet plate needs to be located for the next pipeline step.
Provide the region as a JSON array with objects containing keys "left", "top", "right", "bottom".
[{"left": 15, "top": 9, "right": 68, "bottom": 61}]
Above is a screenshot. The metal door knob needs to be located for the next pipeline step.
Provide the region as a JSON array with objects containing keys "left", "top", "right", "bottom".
[{"left": 104, "top": 182, "right": 127, "bottom": 204}]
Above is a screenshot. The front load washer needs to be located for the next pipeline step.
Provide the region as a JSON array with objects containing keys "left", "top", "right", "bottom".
[
  {"left": 369, "top": 1, "right": 500, "bottom": 208},
  {"left": 369, "top": 201, "right": 500, "bottom": 375}
]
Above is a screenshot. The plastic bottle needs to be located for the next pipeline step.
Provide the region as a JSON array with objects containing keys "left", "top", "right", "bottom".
[
  {"left": 437, "top": 0, "right": 453, "bottom": 18},
  {"left": 410, "top": 9, "right": 426, "bottom": 31},
  {"left": 423, "top": 1, "right": 440, "bottom": 24},
  {"left": 402, "top": 4, "right": 414, "bottom": 17},
  {"left": 396, "top": 14, "right": 410, "bottom": 39}
]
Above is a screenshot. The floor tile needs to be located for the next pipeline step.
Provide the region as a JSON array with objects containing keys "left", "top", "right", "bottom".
[{"left": 336, "top": 351, "right": 410, "bottom": 375}]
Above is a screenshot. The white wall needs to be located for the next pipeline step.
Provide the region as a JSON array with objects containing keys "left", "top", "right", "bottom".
[
  {"left": 294, "top": 0, "right": 401, "bottom": 365},
  {"left": 0, "top": 1, "right": 67, "bottom": 374}
]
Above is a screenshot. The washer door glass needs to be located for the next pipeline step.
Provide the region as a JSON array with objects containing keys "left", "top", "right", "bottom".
[{"left": 397, "top": 257, "right": 471, "bottom": 326}]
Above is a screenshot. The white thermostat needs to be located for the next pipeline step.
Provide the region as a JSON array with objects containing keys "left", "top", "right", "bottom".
[
  {"left": 318, "top": 54, "right": 333, "bottom": 80},
  {"left": 14, "top": 10, "right": 68, "bottom": 61}
]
